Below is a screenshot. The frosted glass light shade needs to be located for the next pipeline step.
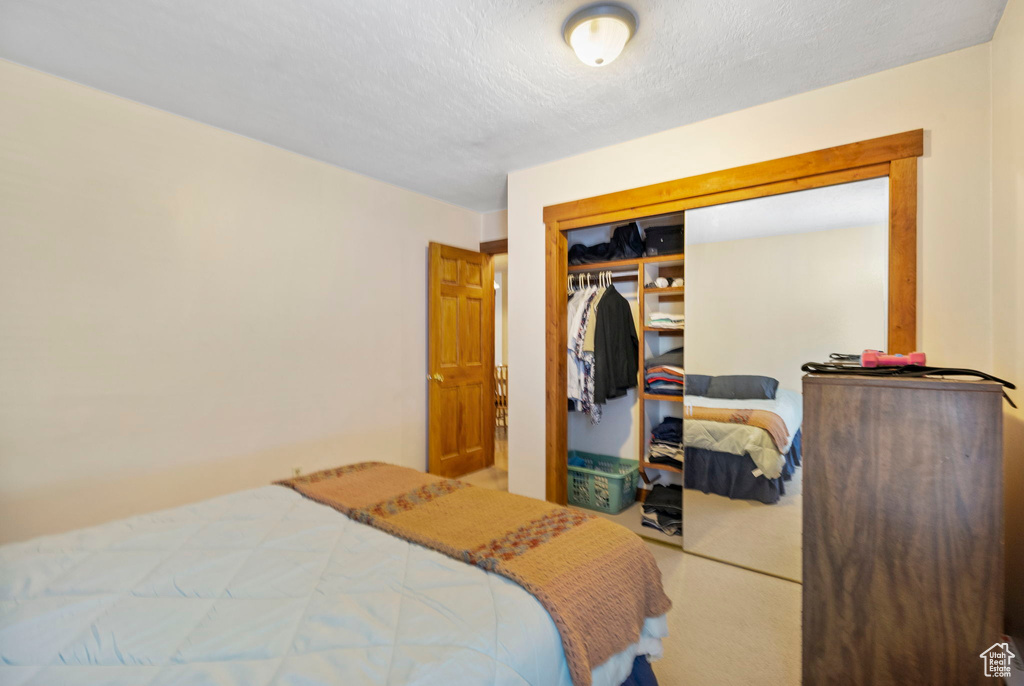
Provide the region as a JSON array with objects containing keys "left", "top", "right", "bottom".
[{"left": 564, "top": 4, "right": 637, "bottom": 67}]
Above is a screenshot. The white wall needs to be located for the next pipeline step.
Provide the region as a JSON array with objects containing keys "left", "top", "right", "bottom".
[
  {"left": 685, "top": 223, "right": 888, "bottom": 393},
  {"left": 991, "top": 0, "right": 1024, "bottom": 642},
  {"left": 0, "top": 60, "right": 483, "bottom": 543},
  {"left": 507, "top": 44, "right": 993, "bottom": 499}
]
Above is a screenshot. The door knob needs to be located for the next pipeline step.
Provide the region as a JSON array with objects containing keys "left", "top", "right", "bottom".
[{"left": 427, "top": 373, "right": 444, "bottom": 382}]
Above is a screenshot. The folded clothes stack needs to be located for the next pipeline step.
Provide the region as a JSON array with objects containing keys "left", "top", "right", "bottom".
[
  {"left": 649, "top": 416, "right": 683, "bottom": 468},
  {"left": 646, "top": 311, "right": 685, "bottom": 329},
  {"left": 641, "top": 484, "right": 682, "bottom": 537},
  {"left": 645, "top": 364, "right": 685, "bottom": 395},
  {"left": 645, "top": 347, "right": 685, "bottom": 396}
]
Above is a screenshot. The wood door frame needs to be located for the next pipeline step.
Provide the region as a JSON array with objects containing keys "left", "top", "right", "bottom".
[
  {"left": 542, "top": 129, "right": 924, "bottom": 504},
  {"left": 479, "top": 238, "right": 508, "bottom": 255}
]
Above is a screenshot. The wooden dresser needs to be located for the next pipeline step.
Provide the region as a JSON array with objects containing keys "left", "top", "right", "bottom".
[{"left": 802, "top": 374, "right": 1004, "bottom": 686}]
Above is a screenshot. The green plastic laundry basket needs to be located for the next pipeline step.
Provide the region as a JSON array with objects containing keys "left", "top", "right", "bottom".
[{"left": 567, "top": 451, "right": 639, "bottom": 515}]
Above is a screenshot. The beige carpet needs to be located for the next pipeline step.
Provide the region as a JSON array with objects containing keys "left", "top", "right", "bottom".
[
  {"left": 683, "top": 467, "right": 803, "bottom": 581},
  {"left": 494, "top": 428, "right": 508, "bottom": 470},
  {"left": 648, "top": 543, "right": 802, "bottom": 686},
  {"left": 460, "top": 466, "right": 508, "bottom": 491},
  {"left": 459, "top": 431, "right": 509, "bottom": 492},
  {"left": 463, "top": 467, "right": 801, "bottom": 684}
]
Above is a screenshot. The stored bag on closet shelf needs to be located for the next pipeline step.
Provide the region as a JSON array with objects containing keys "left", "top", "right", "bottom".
[
  {"left": 567, "top": 223, "right": 644, "bottom": 265},
  {"left": 644, "top": 224, "right": 684, "bottom": 256}
]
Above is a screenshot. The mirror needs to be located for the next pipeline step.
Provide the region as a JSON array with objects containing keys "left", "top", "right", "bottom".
[{"left": 681, "top": 177, "right": 890, "bottom": 580}]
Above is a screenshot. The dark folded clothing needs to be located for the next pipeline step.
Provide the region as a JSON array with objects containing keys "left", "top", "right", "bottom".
[
  {"left": 652, "top": 417, "right": 682, "bottom": 432},
  {"left": 568, "top": 223, "right": 644, "bottom": 265},
  {"left": 651, "top": 417, "right": 683, "bottom": 443},
  {"left": 641, "top": 509, "right": 681, "bottom": 536},
  {"left": 643, "top": 387, "right": 684, "bottom": 397},
  {"left": 648, "top": 454, "right": 683, "bottom": 469},
  {"left": 568, "top": 242, "right": 614, "bottom": 264},
  {"left": 644, "top": 484, "right": 682, "bottom": 513},
  {"left": 646, "top": 385, "right": 685, "bottom": 396}
]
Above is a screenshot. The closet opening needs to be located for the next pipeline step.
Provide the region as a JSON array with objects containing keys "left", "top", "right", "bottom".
[
  {"left": 492, "top": 252, "right": 509, "bottom": 482},
  {"left": 563, "top": 215, "right": 686, "bottom": 546},
  {"left": 542, "top": 129, "right": 923, "bottom": 563}
]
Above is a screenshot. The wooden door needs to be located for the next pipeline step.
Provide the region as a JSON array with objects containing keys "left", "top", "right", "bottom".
[{"left": 428, "top": 243, "right": 495, "bottom": 477}]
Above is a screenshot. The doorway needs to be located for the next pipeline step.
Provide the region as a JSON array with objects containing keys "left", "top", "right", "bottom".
[
  {"left": 492, "top": 252, "right": 509, "bottom": 475},
  {"left": 542, "top": 130, "right": 922, "bottom": 510},
  {"left": 430, "top": 239, "right": 509, "bottom": 491}
]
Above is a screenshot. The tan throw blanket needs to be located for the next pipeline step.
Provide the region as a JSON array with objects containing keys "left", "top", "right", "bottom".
[
  {"left": 277, "top": 462, "right": 671, "bottom": 686},
  {"left": 685, "top": 405, "right": 790, "bottom": 452}
]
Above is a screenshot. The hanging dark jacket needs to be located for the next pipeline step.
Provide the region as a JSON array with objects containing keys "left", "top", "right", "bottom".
[{"left": 593, "top": 286, "right": 639, "bottom": 403}]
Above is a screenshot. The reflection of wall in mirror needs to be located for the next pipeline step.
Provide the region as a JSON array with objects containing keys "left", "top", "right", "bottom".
[{"left": 685, "top": 224, "right": 888, "bottom": 392}]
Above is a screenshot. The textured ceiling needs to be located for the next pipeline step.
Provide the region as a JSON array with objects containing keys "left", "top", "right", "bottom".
[
  {"left": 0, "top": 0, "right": 1006, "bottom": 211},
  {"left": 687, "top": 177, "right": 889, "bottom": 244}
]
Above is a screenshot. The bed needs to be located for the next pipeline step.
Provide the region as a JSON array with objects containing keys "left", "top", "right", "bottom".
[
  {"left": 682, "top": 389, "right": 803, "bottom": 505},
  {"left": 0, "top": 478, "right": 667, "bottom": 686}
]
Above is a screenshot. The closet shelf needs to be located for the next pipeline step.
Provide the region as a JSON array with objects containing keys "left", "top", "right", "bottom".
[
  {"left": 642, "top": 392, "right": 686, "bottom": 403},
  {"left": 643, "top": 287, "right": 684, "bottom": 295},
  {"left": 643, "top": 326, "right": 685, "bottom": 334},
  {"left": 566, "top": 253, "right": 685, "bottom": 274},
  {"left": 641, "top": 460, "right": 682, "bottom": 474},
  {"left": 644, "top": 253, "right": 686, "bottom": 267}
]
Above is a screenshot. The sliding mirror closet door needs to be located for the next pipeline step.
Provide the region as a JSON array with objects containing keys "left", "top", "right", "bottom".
[{"left": 681, "top": 178, "right": 889, "bottom": 580}]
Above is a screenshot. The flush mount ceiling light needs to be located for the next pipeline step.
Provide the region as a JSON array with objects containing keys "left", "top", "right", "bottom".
[{"left": 563, "top": 3, "right": 638, "bottom": 67}]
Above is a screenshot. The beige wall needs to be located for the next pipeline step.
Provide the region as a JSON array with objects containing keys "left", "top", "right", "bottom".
[
  {"left": 481, "top": 209, "right": 509, "bottom": 242},
  {"left": 0, "top": 61, "right": 483, "bottom": 543},
  {"left": 686, "top": 224, "right": 888, "bottom": 393},
  {"left": 506, "top": 44, "right": 993, "bottom": 499},
  {"left": 493, "top": 253, "right": 509, "bottom": 366},
  {"left": 992, "top": 0, "right": 1024, "bottom": 641}
]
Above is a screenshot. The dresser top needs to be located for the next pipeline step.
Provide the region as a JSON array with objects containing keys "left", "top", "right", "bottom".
[{"left": 802, "top": 373, "right": 1004, "bottom": 393}]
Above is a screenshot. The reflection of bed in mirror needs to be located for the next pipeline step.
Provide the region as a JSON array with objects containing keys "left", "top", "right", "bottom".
[
  {"left": 683, "top": 383, "right": 803, "bottom": 505},
  {"left": 682, "top": 176, "right": 890, "bottom": 582}
]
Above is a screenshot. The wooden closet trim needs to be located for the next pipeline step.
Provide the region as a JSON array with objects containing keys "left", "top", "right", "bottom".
[
  {"left": 479, "top": 238, "right": 508, "bottom": 254},
  {"left": 543, "top": 129, "right": 923, "bottom": 224},
  {"left": 543, "top": 129, "right": 923, "bottom": 504}
]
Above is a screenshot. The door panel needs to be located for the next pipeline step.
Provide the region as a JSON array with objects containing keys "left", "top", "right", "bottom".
[
  {"left": 437, "top": 386, "right": 460, "bottom": 460},
  {"left": 440, "top": 295, "right": 459, "bottom": 368},
  {"left": 460, "top": 383, "right": 484, "bottom": 453},
  {"left": 463, "top": 297, "right": 482, "bottom": 367},
  {"left": 428, "top": 243, "right": 494, "bottom": 478}
]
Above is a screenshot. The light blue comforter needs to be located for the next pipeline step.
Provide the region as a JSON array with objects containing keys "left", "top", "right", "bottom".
[{"left": 0, "top": 485, "right": 666, "bottom": 685}]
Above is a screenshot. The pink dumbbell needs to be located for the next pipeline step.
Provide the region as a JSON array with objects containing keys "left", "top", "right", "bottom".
[{"left": 861, "top": 350, "right": 926, "bottom": 367}]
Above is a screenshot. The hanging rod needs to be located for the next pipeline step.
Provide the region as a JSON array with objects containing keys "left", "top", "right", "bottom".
[{"left": 567, "top": 268, "right": 638, "bottom": 280}]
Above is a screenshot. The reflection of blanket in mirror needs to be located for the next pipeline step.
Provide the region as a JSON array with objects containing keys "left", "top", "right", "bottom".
[
  {"left": 683, "top": 420, "right": 787, "bottom": 479},
  {"left": 684, "top": 406, "right": 789, "bottom": 452}
]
